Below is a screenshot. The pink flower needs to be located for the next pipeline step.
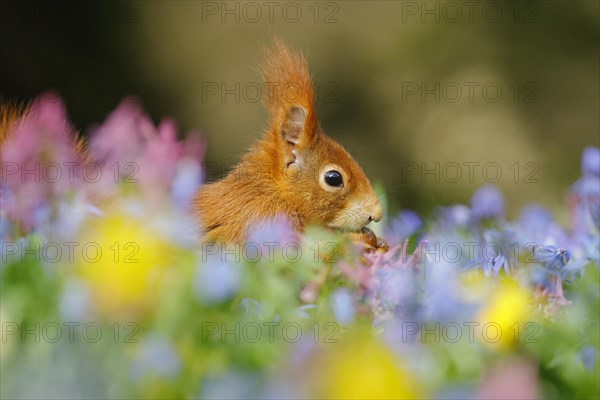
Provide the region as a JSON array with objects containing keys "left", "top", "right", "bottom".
[
  {"left": 87, "top": 98, "right": 206, "bottom": 204},
  {"left": 1, "top": 94, "right": 82, "bottom": 230},
  {"left": 1, "top": 93, "right": 207, "bottom": 234}
]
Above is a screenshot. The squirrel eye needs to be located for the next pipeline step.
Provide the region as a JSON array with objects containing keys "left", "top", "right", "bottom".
[{"left": 324, "top": 170, "right": 343, "bottom": 187}]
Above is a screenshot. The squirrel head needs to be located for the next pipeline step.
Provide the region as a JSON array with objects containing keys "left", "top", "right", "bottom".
[{"left": 260, "top": 39, "right": 383, "bottom": 233}]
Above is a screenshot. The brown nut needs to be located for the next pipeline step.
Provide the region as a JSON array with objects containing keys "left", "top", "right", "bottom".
[{"left": 359, "top": 227, "right": 378, "bottom": 248}]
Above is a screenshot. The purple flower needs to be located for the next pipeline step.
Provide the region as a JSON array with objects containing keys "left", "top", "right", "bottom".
[
  {"left": 370, "top": 266, "right": 417, "bottom": 322},
  {"left": 247, "top": 214, "right": 298, "bottom": 254},
  {"left": 470, "top": 185, "right": 504, "bottom": 220},
  {"left": 517, "top": 204, "right": 568, "bottom": 247},
  {"left": 581, "top": 146, "right": 600, "bottom": 176},
  {"left": 385, "top": 210, "right": 422, "bottom": 243}
]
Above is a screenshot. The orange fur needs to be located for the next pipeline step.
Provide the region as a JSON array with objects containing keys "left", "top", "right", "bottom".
[
  {"left": 0, "top": 99, "right": 29, "bottom": 146},
  {"left": 194, "top": 39, "right": 383, "bottom": 243},
  {"left": 261, "top": 37, "right": 318, "bottom": 139},
  {"left": 0, "top": 98, "right": 88, "bottom": 161}
]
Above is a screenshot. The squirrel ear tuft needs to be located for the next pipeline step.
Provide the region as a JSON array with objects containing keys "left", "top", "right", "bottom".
[
  {"left": 280, "top": 105, "right": 307, "bottom": 146},
  {"left": 262, "top": 38, "right": 318, "bottom": 146}
]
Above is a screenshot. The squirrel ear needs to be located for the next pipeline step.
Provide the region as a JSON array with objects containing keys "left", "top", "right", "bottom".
[{"left": 280, "top": 105, "right": 309, "bottom": 146}]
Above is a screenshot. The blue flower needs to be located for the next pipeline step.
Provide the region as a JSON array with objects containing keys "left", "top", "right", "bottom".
[
  {"left": 421, "top": 260, "right": 461, "bottom": 321},
  {"left": 581, "top": 146, "right": 600, "bottom": 176},
  {"left": 0, "top": 215, "right": 13, "bottom": 244},
  {"left": 535, "top": 245, "right": 570, "bottom": 273},
  {"left": 519, "top": 204, "right": 553, "bottom": 229},
  {"left": 385, "top": 210, "right": 422, "bottom": 243},
  {"left": 296, "top": 304, "right": 317, "bottom": 319},
  {"left": 195, "top": 253, "right": 241, "bottom": 304},
  {"left": 470, "top": 185, "right": 504, "bottom": 220},
  {"left": 590, "top": 200, "right": 600, "bottom": 231},
  {"left": 483, "top": 253, "right": 510, "bottom": 277},
  {"left": 560, "top": 258, "right": 588, "bottom": 280},
  {"left": 171, "top": 158, "right": 202, "bottom": 209},
  {"left": 439, "top": 204, "right": 471, "bottom": 228},
  {"left": 240, "top": 298, "right": 264, "bottom": 318},
  {"left": 572, "top": 175, "right": 600, "bottom": 198},
  {"left": 131, "top": 335, "right": 181, "bottom": 380},
  {"left": 530, "top": 265, "right": 552, "bottom": 288},
  {"left": 580, "top": 345, "right": 598, "bottom": 372},
  {"left": 331, "top": 288, "right": 355, "bottom": 325},
  {"left": 570, "top": 233, "right": 600, "bottom": 262},
  {"left": 531, "top": 244, "right": 586, "bottom": 289},
  {"left": 571, "top": 175, "right": 600, "bottom": 233},
  {"left": 201, "top": 370, "right": 261, "bottom": 399},
  {"left": 517, "top": 204, "right": 568, "bottom": 247},
  {"left": 466, "top": 229, "right": 516, "bottom": 276},
  {"left": 59, "top": 280, "right": 91, "bottom": 321},
  {"left": 571, "top": 148, "right": 600, "bottom": 233},
  {"left": 371, "top": 267, "right": 418, "bottom": 323}
]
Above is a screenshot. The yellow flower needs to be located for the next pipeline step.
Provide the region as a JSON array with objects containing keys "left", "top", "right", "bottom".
[
  {"left": 478, "top": 281, "right": 532, "bottom": 350},
  {"left": 313, "top": 333, "right": 421, "bottom": 399},
  {"left": 74, "top": 207, "right": 175, "bottom": 318}
]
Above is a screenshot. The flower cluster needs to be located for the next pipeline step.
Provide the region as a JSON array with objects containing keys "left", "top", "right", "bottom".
[{"left": 1, "top": 95, "right": 598, "bottom": 399}]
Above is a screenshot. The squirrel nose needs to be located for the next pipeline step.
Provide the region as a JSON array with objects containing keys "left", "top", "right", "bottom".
[{"left": 369, "top": 202, "right": 383, "bottom": 223}]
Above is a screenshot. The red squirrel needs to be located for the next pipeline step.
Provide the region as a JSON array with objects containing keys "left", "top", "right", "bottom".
[
  {"left": 194, "top": 39, "right": 383, "bottom": 244},
  {"left": 0, "top": 40, "right": 385, "bottom": 247}
]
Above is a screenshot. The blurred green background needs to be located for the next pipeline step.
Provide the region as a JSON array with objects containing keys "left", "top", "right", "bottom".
[{"left": 1, "top": 0, "right": 598, "bottom": 219}]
